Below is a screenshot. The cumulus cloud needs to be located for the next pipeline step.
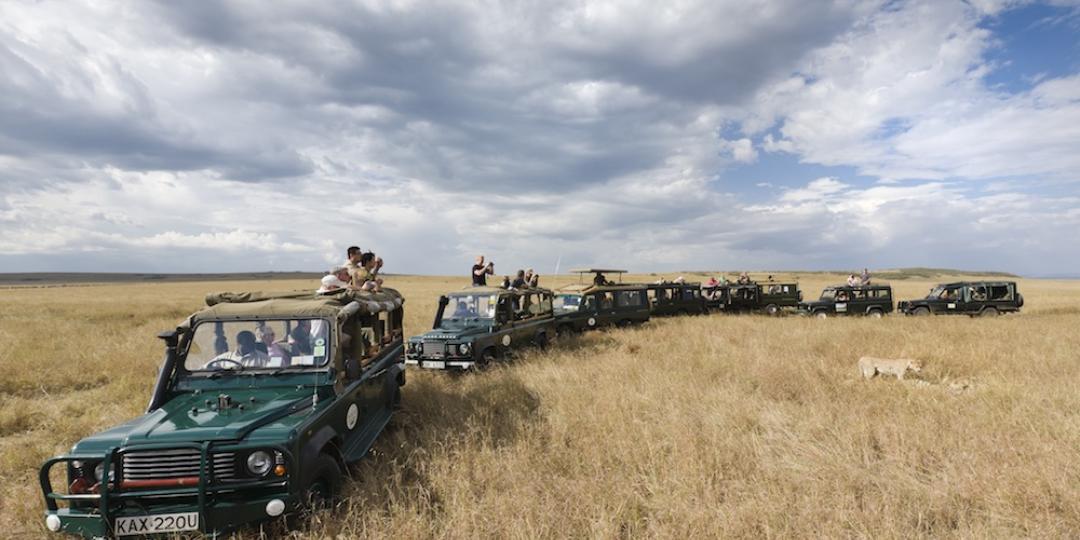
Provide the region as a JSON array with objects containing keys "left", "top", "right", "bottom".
[{"left": 0, "top": 0, "right": 1077, "bottom": 276}]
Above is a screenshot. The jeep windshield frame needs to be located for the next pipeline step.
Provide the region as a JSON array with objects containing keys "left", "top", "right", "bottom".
[
  {"left": 554, "top": 293, "right": 583, "bottom": 312},
  {"left": 440, "top": 292, "right": 498, "bottom": 324},
  {"left": 180, "top": 317, "right": 333, "bottom": 375}
]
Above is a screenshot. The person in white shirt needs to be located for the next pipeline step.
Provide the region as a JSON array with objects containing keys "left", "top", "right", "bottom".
[{"left": 209, "top": 330, "right": 270, "bottom": 368}]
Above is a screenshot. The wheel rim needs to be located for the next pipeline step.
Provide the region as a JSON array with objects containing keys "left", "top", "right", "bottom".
[{"left": 306, "top": 479, "right": 330, "bottom": 509}]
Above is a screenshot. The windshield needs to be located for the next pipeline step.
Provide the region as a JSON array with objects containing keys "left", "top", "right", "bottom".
[
  {"left": 928, "top": 286, "right": 945, "bottom": 298},
  {"left": 442, "top": 293, "right": 497, "bottom": 322},
  {"left": 820, "top": 288, "right": 837, "bottom": 301},
  {"left": 184, "top": 319, "right": 330, "bottom": 372},
  {"left": 554, "top": 294, "right": 582, "bottom": 311}
]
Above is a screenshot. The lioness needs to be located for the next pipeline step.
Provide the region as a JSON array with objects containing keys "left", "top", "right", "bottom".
[{"left": 858, "top": 356, "right": 922, "bottom": 380}]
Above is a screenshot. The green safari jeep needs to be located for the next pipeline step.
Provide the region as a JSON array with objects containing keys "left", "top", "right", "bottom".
[
  {"left": 405, "top": 286, "right": 555, "bottom": 371},
  {"left": 553, "top": 282, "right": 650, "bottom": 334},
  {"left": 39, "top": 289, "right": 406, "bottom": 538}
]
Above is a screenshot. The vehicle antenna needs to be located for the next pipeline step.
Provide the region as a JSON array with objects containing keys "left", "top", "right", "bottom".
[{"left": 554, "top": 253, "right": 561, "bottom": 276}]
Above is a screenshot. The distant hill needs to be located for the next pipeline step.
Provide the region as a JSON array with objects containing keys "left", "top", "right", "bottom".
[
  {"left": 0, "top": 271, "right": 323, "bottom": 287},
  {"left": 871, "top": 268, "right": 1020, "bottom": 280}
]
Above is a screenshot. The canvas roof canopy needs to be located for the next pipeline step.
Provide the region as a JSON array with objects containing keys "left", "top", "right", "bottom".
[{"left": 189, "top": 288, "right": 405, "bottom": 324}]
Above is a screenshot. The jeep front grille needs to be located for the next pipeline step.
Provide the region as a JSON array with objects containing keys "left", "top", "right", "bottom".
[
  {"left": 422, "top": 342, "right": 444, "bottom": 357},
  {"left": 122, "top": 449, "right": 236, "bottom": 483}
]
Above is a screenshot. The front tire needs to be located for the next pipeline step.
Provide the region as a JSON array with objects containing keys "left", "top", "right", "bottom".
[
  {"left": 301, "top": 453, "right": 343, "bottom": 511},
  {"left": 535, "top": 333, "right": 548, "bottom": 350},
  {"left": 479, "top": 348, "right": 498, "bottom": 367},
  {"left": 814, "top": 311, "right": 828, "bottom": 319},
  {"left": 913, "top": 306, "right": 931, "bottom": 317},
  {"left": 867, "top": 309, "right": 884, "bottom": 319},
  {"left": 980, "top": 307, "right": 999, "bottom": 317}
]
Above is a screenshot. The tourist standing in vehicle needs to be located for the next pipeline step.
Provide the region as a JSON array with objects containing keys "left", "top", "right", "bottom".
[
  {"left": 317, "top": 266, "right": 353, "bottom": 294},
  {"left": 861, "top": 268, "right": 871, "bottom": 285},
  {"left": 344, "top": 246, "right": 364, "bottom": 284},
  {"left": 529, "top": 270, "right": 539, "bottom": 288},
  {"left": 353, "top": 252, "right": 383, "bottom": 291},
  {"left": 472, "top": 255, "right": 494, "bottom": 286},
  {"left": 594, "top": 272, "right": 608, "bottom": 286},
  {"left": 512, "top": 269, "right": 528, "bottom": 289}
]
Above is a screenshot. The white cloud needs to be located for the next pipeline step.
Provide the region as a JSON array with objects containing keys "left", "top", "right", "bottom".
[{"left": 0, "top": 0, "right": 1078, "bottom": 276}]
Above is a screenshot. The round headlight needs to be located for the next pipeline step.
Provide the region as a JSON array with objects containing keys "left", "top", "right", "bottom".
[
  {"left": 92, "top": 460, "right": 113, "bottom": 481},
  {"left": 246, "top": 451, "right": 273, "bottom": 476},
  {"left": 458, "top": 343, "right": 470, "bottom": 354}
]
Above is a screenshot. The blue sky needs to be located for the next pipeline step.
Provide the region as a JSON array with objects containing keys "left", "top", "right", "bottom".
[{"left": 1, "top": 0, "right": 1079, "bottom": 277}]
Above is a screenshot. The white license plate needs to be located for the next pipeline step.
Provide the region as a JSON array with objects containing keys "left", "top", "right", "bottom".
[
  {"left": 115, "top": 512, "right": 199, "bottom": 536},
  {"left": 421, "top": 360, "right": 446, "bottom": 369}
]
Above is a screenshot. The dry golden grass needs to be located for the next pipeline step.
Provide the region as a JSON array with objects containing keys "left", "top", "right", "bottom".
[{"left": 2, "top": 273, "right": 1080, "bottom": 538}]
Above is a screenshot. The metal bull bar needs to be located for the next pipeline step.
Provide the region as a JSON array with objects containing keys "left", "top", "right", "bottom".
[{"left": 40, "top": 440, "right": 293, "bottom": 534}]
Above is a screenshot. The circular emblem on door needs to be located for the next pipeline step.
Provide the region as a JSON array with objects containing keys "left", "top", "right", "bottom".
[
  {"left": 346, "top": 403, "right": 359, "bottom": 430},
  {"left": 502, "top": 335, "right": 511, "bottom": 346},
  {"left": 587, "top": 317, "right": 596, "bottom": 326}
]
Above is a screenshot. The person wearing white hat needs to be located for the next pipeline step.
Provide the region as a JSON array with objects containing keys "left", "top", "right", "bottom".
[{"left": 317, "top": 266, "right": 352, "bottom": 294}]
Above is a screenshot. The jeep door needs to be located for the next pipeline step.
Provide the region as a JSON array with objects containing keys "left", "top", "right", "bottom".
[
  {"left": 597, "top": 291, "right": 618, "bottom": 325},
  {"left": 987, "top": 282, "right": 1016, "bottom": 312},
  {"left": 833, "top": 288, "right": 852, "bottom": 314},
  {"left": 339, "top": 316, "right": 390, "bottom": 457},
  {"left": 494, "top": 295, "right": 516, "bottom": 354},
  {"left": 937, "top": 285, "right": 964, "bottom": 314}
]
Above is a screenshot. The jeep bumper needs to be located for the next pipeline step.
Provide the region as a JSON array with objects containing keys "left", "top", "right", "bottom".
[
  {"left": 405, "top": 356, "right": 475, "bottom": 370},
  {"left": 42, "top": 492, "right": 297, "bottom": 538},
  {"left": 41, "top": 443, "right": 295, "bottom": 538}
]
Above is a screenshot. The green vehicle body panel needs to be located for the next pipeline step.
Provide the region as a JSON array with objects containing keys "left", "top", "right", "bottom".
[
  {"left": 645, "top": 282, "right": 707, "bottom": 316},
  {"left": 898, "top": 281, "right": 1023, "bottom": 316},
  {"left": 703, "top": 283, "right": 802, "bottom": 313},
  {"left": 798, "top": 284, "right": 895, "bottom": 317},
  {"left": 553, "top": 283, "right": 650, "bottom": 332},
  {"left": 39, "top": 289, "right": 406, "bottom": 538},
  {"left": 406, "top": 287, "right": 556, "bottom": 371}
]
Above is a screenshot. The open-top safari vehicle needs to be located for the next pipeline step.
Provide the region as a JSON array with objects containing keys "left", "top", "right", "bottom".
[
  {"left": 898, "top": 281, "right": 1023, "bottom": 316},
  {"left": 798, "top": 284, "right": 894, "bottom": 318},
  {"left": 553, "top": 269, "right": 650, "bottom": 333},
  {"left": 405, "top": 286, "right": 555, "bottom": 371},
  {"left": 39, "top": 288, "right": 406, "bottom": 538},
  {"left": 645, "top": 280, "right": 707, "bottom": 316},
  {"left": 702, "top": 281, "right": 802, "bottom": 315}
]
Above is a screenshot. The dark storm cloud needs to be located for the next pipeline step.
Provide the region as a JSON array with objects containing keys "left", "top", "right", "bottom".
[{"left": 139, "top": 1, "right": 868, "bottom": 194}]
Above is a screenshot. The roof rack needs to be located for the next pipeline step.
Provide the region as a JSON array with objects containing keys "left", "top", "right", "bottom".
[{"left": 568, "top": 268, "right": 627, "bottom": 284}]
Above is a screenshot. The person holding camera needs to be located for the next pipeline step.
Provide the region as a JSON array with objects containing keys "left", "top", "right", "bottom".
[{"left": 472, "top": 255, "right": 494, "bottom": 286}]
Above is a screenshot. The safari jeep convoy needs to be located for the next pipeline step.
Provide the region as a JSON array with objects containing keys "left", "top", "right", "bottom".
[
  {"left": 39, "top": 271, "right": 1028, "bottom": 537},
  {"left": 798, "top": 284, "right": 895, "bottom": 318},
  {"left": 898, "top": 281, "right": 1024, "bottom": 316},
  {"left": 405, "top": 286, "right": 556, "bottom": 371},
  {"left": 39, "top": 289, "right": 406, "bottom": 538}
]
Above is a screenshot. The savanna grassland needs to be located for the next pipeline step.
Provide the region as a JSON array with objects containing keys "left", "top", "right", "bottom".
[{"left": 2, "top": 272, "right": 1079, "bottom": 538}]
